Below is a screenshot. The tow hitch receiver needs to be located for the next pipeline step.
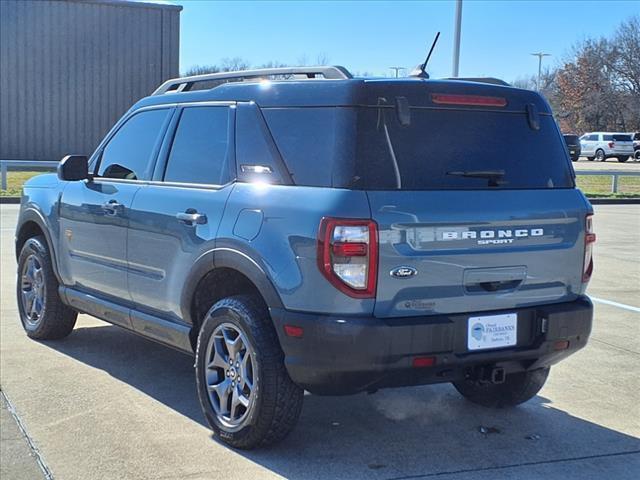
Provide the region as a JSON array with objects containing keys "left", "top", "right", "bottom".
[
  {"left": 491, "top": 367, "right": 506, "bottom": 384},
  {"left": 469, "top": 365, "right": 506, "bottom": 385}
]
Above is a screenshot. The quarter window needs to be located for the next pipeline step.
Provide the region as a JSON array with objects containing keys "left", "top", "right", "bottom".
[
  {"left": 98, "top": 109, "right": 171, "bottom": 180},
  {"left": 164, "top": 107, "right": 231, "bottom": 185}
]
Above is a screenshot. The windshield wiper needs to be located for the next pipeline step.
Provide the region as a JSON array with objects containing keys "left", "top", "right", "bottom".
[{"left": 446, "top": 170, "right": 507, "bottom": 187}]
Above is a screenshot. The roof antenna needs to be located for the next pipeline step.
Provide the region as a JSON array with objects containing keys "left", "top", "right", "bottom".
[{"left": 410, "top": 32, "right": 440, "bottom": 78}]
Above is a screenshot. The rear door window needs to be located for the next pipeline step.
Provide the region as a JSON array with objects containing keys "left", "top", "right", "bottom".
[
  {"left": 353, "top": 107, "right": 573, "bottom": 190},
  {"left": 163, "top": 106, "right": 231, "bottom": 185}
]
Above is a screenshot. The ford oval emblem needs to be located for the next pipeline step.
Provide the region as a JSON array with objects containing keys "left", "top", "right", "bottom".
[{"left": 390, "top": 266, "right": 418, "bottom": 278}]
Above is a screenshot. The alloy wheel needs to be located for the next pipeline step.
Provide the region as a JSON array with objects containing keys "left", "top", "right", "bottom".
[
  {"left": 20, "top": 254, "right": 46, "bottom": 326},
  {"left": 204, "top": 322, "right": 257, "bottom": 430}
]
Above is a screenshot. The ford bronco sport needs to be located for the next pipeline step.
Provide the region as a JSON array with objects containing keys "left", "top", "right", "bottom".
[{"left": 15, "top": 66, "right": 594, "bottom": 449}]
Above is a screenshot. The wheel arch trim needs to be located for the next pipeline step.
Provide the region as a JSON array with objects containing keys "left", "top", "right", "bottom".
[
  {"left": 180, "top": 246, "right": 284, "bottom": 326},
  {"left": 15, "top": 208, "right": 63, "bottom": 283}
]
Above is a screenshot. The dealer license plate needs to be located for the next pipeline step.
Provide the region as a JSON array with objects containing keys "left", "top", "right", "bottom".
[{"left": 467, "top": 313, "right": 517, "bottom": 351}]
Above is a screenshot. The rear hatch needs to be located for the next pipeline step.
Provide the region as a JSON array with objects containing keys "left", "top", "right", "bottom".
[
  {"left": 563, "top": 134, "right": 581, "bottom": 155},
  {"left": 353, "top": 80, "right": 590, "bottom": 318},
  {"left": 608, "top": 134, "right": 634, "bottom": 154}
]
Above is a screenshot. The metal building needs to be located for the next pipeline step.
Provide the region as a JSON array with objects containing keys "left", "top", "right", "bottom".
[{"left": 0, "top": 0, "right": 182, "bottom": 161}]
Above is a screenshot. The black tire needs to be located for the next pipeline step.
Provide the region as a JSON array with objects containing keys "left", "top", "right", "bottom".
[
  {"left": 616, "top": 156, "right": 629, "bottom": 163},
  {"left": 587, "top": 156, "right": 595, "bottom": 161},
  {"left": 595, "top": 149, "right": 606, "bottom": 162},
  {"left": 16, "top": 236, "right": 77, "bottom": 340},
  {"left": 635, "top": 150, "right": 640, "bottom": 160},
  {"left": 453, "top": 367, "right": 550, "bottom": 408},
  {"left": 195, "top": 295, "right": 303, "bottom": 449}
]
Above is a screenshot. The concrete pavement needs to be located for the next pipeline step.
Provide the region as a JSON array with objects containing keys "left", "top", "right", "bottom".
[{"left": 1, "top": 204, "right": 639, "bottom": 480}]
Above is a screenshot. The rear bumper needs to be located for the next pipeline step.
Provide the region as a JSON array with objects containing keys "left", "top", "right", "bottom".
[
  {"left": 271, "top": 296, "right": 593, "bottom": 395},
  {"left": 568, "top": 147, "right": 580, "bottom": 161},
  {"left": 606, "top": 150, "right": 634, "bottom": 157}
]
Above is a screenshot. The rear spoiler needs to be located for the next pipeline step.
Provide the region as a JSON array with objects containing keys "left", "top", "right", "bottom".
[{"left": 442, "top": 77, "right": 510, "bottom": 87}]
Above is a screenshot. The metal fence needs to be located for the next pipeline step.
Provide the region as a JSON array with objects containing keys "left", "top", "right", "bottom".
[
  {"left": 1, "top": 160, "right": 59, "bottom": 190},
  {"left": 574, "top": 170, "right": 640, "bottom": 194},
  {"left": 1, "top": 161, "right": 639, "bottom": 194}
]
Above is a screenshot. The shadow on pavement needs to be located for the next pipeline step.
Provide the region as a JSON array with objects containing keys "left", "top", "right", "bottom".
[{"left": 44, "top": 324, "right": 640, "bottom": 480}]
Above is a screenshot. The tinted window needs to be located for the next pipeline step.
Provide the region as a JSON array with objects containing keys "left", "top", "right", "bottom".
[
  {"left": 98, "top": 109, "right": 170, "bottom": 180},
  {"left": 164, "top": 107, "right": 230, "bottom": 185},
  {"left": 564, "top": 135, "right": 579, "bottom": 144},
  {"left": 603, "top": 134, "right": 613, "bottom": 141},
  {"left": 262, "top": 107, "right": 356, "bottom": 187},
  {"left": 613, "top": 134, "right": 631, "bottom": 141},
  {"left": 354, "top": 108, "right": 573, "bottom": 190},
  {"left": 586, "top": 134, "right": 598, "bottom": 141}
]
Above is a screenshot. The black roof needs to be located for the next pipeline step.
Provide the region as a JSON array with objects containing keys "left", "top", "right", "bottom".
[{"left": 135, "top": 77, "right": 550, "bottom": 113}]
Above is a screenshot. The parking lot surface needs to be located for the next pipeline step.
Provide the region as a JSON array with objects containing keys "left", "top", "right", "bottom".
[
  {"left": 573, "top": 158, "right": 640, "bottom": 171},
  {"left": 1, "top": 204, "right": 639, "bottom": 480}
]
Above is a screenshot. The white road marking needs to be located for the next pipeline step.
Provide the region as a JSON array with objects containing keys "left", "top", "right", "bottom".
[{"left": 591, "top": 296, "right": 640, "bottom": 313}]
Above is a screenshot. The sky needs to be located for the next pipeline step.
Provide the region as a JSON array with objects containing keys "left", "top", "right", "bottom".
[{"left": 165, "top": 0, "right": 638, "bottom": 81}]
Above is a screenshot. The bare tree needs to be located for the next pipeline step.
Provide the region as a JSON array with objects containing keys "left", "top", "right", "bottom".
[
  {"left": 184, "top": 64, "right": 220, "bottom": 76},
  {"left": 257, "top": 61, "right": 289, "bottom": 69},
  {"left": 315, "top": 52, "right": 330, "bottom": 65},
  {"left": 220, "top": 57, "right": 251, "bottom": 72}
]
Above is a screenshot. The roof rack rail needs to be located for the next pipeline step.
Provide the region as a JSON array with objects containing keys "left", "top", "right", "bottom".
[
  {"left": 443, "top": 77, "right": 510, "bottom": 86},
  {"left": 152, "top": 66, "right": 353, "bottom": 95}
]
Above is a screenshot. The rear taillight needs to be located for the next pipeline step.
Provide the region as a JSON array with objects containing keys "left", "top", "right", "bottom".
[
  {"left": 582, "top": 214, "right": 596, "bottom": 283},
  {"left": 318, "top": 218, "right": 378, "bottom": 298},
  {"left": 608, "top": 141, "right": 615, "bottom": 148}
]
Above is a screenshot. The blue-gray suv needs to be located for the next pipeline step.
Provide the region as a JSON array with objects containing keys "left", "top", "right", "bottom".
[{"left": 15, "top": 66, "right": 595, "bottom": 449}]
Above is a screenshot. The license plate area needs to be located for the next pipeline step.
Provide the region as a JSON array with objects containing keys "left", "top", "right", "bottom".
[{"left": 467, "top": 313, "right": 517, "bottom": 351}]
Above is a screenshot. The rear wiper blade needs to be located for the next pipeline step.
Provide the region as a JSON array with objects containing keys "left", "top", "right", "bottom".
[{"left": 446, "top": 170, "right": 507, "bottom": 186}]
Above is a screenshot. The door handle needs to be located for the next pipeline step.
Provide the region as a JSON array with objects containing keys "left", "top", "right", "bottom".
[
  {"left": 176, "top": 210, "right": 207, "bottom": 226},
  {"left": 101, "top": 200, "right": 123, "bottom": 215}
]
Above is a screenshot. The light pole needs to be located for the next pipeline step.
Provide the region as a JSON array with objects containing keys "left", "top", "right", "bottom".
[
  {"left": 389, "top": 67, "right": 405, "bottom": 78},
  {"left": 531, "top": 52, "right": 551, "bottom": 91},
  {"left": 452, "top": 0, "right": 463, "bottom": 77}
]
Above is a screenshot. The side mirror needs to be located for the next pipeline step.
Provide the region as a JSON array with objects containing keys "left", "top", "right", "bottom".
[{"left": 58, "top": 155, "right": 89, "bottom": 181}]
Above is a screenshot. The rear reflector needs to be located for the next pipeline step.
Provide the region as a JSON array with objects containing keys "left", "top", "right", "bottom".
[
  {"left": 431, "top": 93, "right": 507, "bottom": 107},
  {"left": 582, "top": 214, "right": 596, "bottom": 283},
  {"left": 284, "top": 325, "right": 304, "bottom": 338},
  {"left": 554, "top": 340, "right": 570, "bottom": 351},
  {"left": 412, "top": 356, "right": 436, "bottom": 368},
  {"left": 332, "top": 242, "right": 368, "bottom": 257}
]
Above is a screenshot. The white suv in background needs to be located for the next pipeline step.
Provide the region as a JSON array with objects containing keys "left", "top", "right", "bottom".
[{"left": 580, "top": 132, "right": 634, "bottom": 162}]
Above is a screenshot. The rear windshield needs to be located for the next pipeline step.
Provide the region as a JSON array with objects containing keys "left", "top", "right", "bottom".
[
  {"left": 564, "top": 135, "right": 579, "bottom": 144},
  {"left": 353, "top": 107, "right": 573, "bottom": 190}
]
